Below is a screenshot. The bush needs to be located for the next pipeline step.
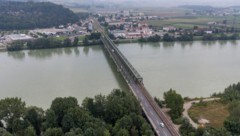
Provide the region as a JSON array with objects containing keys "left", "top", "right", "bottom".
[{"left": 173, "top": 117, "right": 184, "bottom": 125}]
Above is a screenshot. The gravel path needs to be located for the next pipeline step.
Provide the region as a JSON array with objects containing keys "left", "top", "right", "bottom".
[{"left": 183, "top": 98, "right": 220, "bottom": 128}]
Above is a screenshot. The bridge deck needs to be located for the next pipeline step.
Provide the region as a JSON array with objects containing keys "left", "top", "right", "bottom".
[{"left": 94, "top": 19, "right": 180, "bottom": 136}]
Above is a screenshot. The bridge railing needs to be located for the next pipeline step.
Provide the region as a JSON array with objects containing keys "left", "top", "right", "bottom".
[
  {"left": 96, "top": 19, "right": 179, "bottom": 135},
  {"left": 101, "top": 33, "right": 143, "bottom": 83}
]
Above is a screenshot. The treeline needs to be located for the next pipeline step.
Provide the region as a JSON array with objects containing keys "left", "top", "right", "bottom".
[
  {"left": 215, "top": 83, "right": 240, "bottom": 135},
  {"left": 7, "top": 38, "right": 79, "bottom": 51},
  {"left": 139, "top": 33, "right": 239, "bottom": 43},
  {"left": 7, "top": 33, "right": 103, "bottom": 51},
  {"left": 172, "top": 82, "right": 240, "bottom": 136},
  {"left": 0, "top": 89, "right": 154, "bottom": 136},
  {"left": 138, "top": 35, "right": 161, "bottom": 42},
  {"left": 0, "top": 2, "right": 79, "bottom": 30},
  {"left": 139, "top": 34, "right": 193, "bottom": 43},
  {"left": 156, "top": 88, "right": 233, "bottom": 136},
  {"left": 83, "top": 32, "right": 102, "bottom": 45},
  {"left": 203, "top": 33, "right": 239, "bottom": 41}
]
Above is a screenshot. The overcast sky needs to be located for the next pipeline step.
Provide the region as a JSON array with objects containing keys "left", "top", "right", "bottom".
[{"left": 94, "top": 0, "right": 240, "bottom": 7}]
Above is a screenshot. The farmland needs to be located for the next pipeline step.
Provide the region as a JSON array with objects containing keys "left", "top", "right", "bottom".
[{"left": 147, "top": 16, "right": 240, "bottom": 29}]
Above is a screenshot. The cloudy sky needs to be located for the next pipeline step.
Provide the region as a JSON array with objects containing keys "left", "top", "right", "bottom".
[
  {"left": 19, "top": 0, "right": 239, "bottom": 7},
  {"left": 93, "top": 0, "right": 240, "bottom": 7}
]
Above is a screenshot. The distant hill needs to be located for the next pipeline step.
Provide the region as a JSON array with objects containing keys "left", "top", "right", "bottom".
[
  {"left": 0, "top": 1, "right": 79, "bottom": 30},
  {"left": 179, "top": 5, "right": 215, "bottom": 10}
]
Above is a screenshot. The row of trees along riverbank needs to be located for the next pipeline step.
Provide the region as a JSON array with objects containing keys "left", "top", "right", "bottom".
[
  {"left": 7, "top": 33, "right": 102, "bottom": 51},
  {"left": 138, "top": 33, "right": 239, "bottom": 43}
]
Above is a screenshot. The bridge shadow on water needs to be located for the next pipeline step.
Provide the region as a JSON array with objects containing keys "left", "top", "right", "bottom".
[{"left": 100, "top": 45, "right": 130, "bottom": 92}]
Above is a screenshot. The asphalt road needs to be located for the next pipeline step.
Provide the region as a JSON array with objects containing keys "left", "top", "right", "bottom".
[
  {"left": 94, "top": 19, "right": 177, "bottom": 135},
  {"left": 102, "top": 37, "right": 173, "bottom": 136}
]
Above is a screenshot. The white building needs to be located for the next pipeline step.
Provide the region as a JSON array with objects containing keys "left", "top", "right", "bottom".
[
  {"left": 163, "top": 26, "right": 177, "bottom": 32},
  {"left": 205, "top": 31, "right": 213, "bottom": 34},
  {"left": 6, "top": 34, "right": 33, "bottom": 41}
]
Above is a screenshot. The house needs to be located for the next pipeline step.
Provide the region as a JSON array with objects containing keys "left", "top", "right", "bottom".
[
  {"left": 6, "top": 34, "right": 33, "bottom": 42},
  {"left": 204, "top": 31, "right": 213, "bottom": 34},
  {"left": 163, "top": 26, "right": 177, "bottom": 32},
  {"left": 108, "top": 21, "right": 125, "bottom": 27},
  {"left": 111, "top": 30, "right": 126, "bottom": 38},
  {"left": 126, "top": 32, "right": 142, "bottom": 39}
]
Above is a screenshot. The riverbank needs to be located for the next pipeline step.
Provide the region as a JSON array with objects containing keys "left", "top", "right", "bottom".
[
  {"left": 0, "top": 46, "right": 7, "bottom": 51},
  {"left": 3, "top": 30, "right": 240, "bottom": 52}
]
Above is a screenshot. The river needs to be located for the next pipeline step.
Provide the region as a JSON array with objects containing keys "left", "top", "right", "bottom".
[{"left": 0, "top": 40, "right": 240, "bottom": 108}]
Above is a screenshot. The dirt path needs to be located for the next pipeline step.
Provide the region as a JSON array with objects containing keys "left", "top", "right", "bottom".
[{"left": 183, "top": 98, "right": 220, "bottom": 128}]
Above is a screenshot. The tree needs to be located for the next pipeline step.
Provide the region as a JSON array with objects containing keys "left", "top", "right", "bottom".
[
  {"left": 0, "top": 98, "right": 26, "bottom": 132},
  {"left": 62, "top": 114, "right": 75, "bottom": 133},
  {"left": 50, "top": 97, "right": 79, "bottom": 126},
  {"left": 12, "top": 118, "right": 29, "bottom": 136},
  {"left": 177, "top": 34, "right": 193, "bottom": 41},
  {"left": 84, "top": 127, "right": 96, "bottom": 136},
  {"left": 218, "top": 33, "right": 228, "bottom": 40},
  {"left": 193, "top": 26, "right": 199, "bottom": 30},
  {"left": 83, "top": 37, "right": 89, "bottom": 45},
  {"left": 25, "top": 107, "right": 44, "bottom": 135},
  {"left": 0, "top": 128, "right": 12, "bottom": 136},
  {"left": 0, "top": 2, "right": 79, "bottom": 30},
  {"left": 24, "top": 126, "right": 37, "bottom": 136},
  {"left": 44, "top": 109, "right": 58, "bottom": 129},
  {"left": 105, "top": 89, "right": 141, "bottom": 124},
  {"left": 221, "top": 82, "right": 240, "bottom": 101},
  {"left": 164, "top": 89, "right": 184, "bottom": 119},
  {"left": 43, "top": 128, "right": 63, "bottom": 136},
  {"left": 63, "top": 38, "right": 71, "bottom": 47},
  {"left": 119, "top": 24, "right": 125, "bottom": 30},
  {"left": 224, "top": 101, "right": 240, "bottom": 135},
  {"left": 113, "top": 115, "right": 133, "bottom": 134},
  {"left": 115, "top": 129, "right": 129, "bottom": 136},
  {"left": 64, "top": 128, "right": 83, "bottom": 136},
  {"left": 163, "top": 34, "right": 175, "bottom": 42},
  {"left": 203, "top": 34, "right": 216, "bottom": 41},
  {"left": 73, "top": 37, "right": 79, "bottom": 46},
  {"left": 203, "top": 127, "right": 231, "bottom": 136},
  {"left": 82, "top": 95, "right": 106, "bottom": 119},
  {"left": 229, "top": 33, "right": 239, "bottom": 40},
  {"left": 179, "top": 118, "right": 197, "bottom": 136},
  {"left": 147, "top": 35, "right": 161, "bottom": 42}
]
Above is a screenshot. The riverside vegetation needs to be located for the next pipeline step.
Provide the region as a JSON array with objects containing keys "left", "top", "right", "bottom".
[
  {"left": 154, "top": 82, "right": 240, "bottom": 136},
  {"left": 0, "top": 89, "right": 154, "bottom": 136},
  {"left": 7, "top": 33, "right": 102, "bottom": 51}
]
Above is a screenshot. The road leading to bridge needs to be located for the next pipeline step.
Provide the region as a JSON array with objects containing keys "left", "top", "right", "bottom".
[{"left": 93, "top": 19, "right": 180, "bottom": 136}]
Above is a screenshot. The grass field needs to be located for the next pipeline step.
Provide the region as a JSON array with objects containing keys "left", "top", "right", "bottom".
[
  {"left": 53, "top": 36, "right": 68, "bottom": 41},
  {"left": 188, "top": 100, "right": 229, "bottom": 128},
  {"left": 147, "top": 15, "right": 240, "bottom": 29},
  {"left": 138, "top": 7, "right": 189, "bottom": 17},
  {"left": 147, "top": 17, "right": 225, "bottom": 29}
]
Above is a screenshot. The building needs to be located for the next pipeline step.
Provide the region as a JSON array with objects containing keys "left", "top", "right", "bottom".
[
  {"left": 6, "top": 34, "right": 33, "bottom": 41},
  {"left": 108, "top": 21, "right": 125, "bottom": 27},
  {"left": 163, "top": 26, "right": 177, "bottom": 32},
  {"left": 204, "top": 31, "right": 213, "bottom": 34},
  {"left": 126, "top": 32, "right": 142, "bottom": 39},
  {"left": 88, "top": 22, "right": 93, "bottom": 32},
  {"left": 110, "top": 30, "right": 126, "bottom": 38}
]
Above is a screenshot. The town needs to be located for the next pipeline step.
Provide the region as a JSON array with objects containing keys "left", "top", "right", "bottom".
[{"left": 1, "top": 5, "right": 240, "bottom": 51}]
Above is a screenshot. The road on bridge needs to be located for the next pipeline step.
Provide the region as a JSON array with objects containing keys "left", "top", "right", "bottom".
[{"left": 93, "top": 18, "right": 180, "bottom": 136}]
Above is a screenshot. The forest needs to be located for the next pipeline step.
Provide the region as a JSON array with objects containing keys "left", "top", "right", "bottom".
[
  {"left": 0, "top": 2, "right": 79, "bottom": 30},
  {"left": 0, "top": 89, "right": 154, "bottom": 136}
]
